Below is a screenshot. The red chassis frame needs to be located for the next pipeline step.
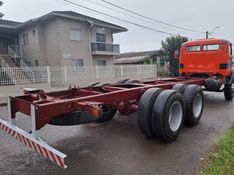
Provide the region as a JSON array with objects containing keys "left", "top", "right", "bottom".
[{"left": 9, "top": 77, "right": 205, "bottom": 131}]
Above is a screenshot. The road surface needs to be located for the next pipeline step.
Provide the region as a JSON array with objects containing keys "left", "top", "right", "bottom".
[{"left": 0, "top": 92, "right": 234, "bottom": 175}]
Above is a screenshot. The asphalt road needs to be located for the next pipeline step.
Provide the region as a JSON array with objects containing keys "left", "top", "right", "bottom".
[{"left": 0, "top": 91, "right": 234, "bottom": 175}]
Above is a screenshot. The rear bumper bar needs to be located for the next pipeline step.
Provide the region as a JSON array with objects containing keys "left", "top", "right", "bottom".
[{"left": 0, "top": 118, "right": 67, "bottom": 168}]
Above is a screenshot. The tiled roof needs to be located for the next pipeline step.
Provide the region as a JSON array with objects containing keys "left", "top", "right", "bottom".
[
  {"left": 114, "top": 50, "right": 160, "bottom": 64},
  {"left": 115, "top": 50, "right": 159, "bottom": 59}
]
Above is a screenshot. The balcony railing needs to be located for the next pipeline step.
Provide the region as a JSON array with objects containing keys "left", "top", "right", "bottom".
[{"left": 91, "top": 42, "right": 120, "bottom": 54}]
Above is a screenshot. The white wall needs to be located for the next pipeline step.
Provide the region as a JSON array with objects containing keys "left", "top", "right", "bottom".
[{"left": 20, "top": 17, "right": 117, "bottom": 67}]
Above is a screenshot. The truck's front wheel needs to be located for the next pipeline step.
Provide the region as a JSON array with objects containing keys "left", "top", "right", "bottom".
[{"left": 224, "top": 83, "right": 234, "bottom": 101}]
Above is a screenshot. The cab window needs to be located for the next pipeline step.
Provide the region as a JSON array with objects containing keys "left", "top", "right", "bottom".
[
  {"left": 203, "top": 44, "right": 219, "bottom": 51},
  {"left": 186, "top": 45, "right": 201, "bottom": 52}
]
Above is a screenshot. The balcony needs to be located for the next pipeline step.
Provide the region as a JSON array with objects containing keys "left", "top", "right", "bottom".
[{"left": 91, "top": 42, "right": 120, "bottom": 56}]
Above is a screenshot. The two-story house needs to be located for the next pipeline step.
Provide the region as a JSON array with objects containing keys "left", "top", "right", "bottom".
[{"left": 0, "top": 11, "right": 127, "bottom": 69}]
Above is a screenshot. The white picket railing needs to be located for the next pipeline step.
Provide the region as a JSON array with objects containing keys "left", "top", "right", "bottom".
[
  {"left": 8, "top": 45, "right": 36, "bottom": 84},
  {"left": 8, "top": 46, "right": 27, "bottom": 68},
  {"left": 0, "top": 64, "right": 157, "bottom": 87}
]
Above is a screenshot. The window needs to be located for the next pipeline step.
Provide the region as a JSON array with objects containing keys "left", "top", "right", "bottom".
[
  {"left": 96, "top": 59, "right": 107, "bottom": 66},
  {"left": 35, "top": 60, "right": 39, "bottom": 67},
  {"left": 32, "top": 29, "right": 36, "bottom": 37},
  {"left": 203, "top": 44, "right": 219, "bottom": 51},
  {"left": 22, "top": 33, "right": 29, "bottom": 45},
  {"left": 70, "top": 29, "right": 83, "bottom": 41},
  {"left": 72, "top": 59, "right": 84, "bottom": 69},
  {"left": 186, "top": 45, "right": 201, "bottom": 52},
  {"left": 96, "top": 33, "right": 106, "bottom": 43}
]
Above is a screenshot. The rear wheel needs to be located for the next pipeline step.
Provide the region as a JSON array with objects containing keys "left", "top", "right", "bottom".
[
  {"left": 183, "top": 85, "right": 204, "bottom": 126},
  {"left": 116, "top": 79, "right": 129, "bottom": 84},
  {"left": 49, "top": 111, "right": 95, "bottom": 126},
  {"left": 137, "top": 88, "right": 163, "bottom": 138},
  {"left": 125, "top": 79, "right": 141, "bottom": 84},
  {"left": 172, "top": 83, "right": 187, "bottom": 94},
  {"left": 224, "top": 83, "right": 234, "bottom": 101},
  {"left": 152, "top": 90, "right": 185, "bottom": 142}
]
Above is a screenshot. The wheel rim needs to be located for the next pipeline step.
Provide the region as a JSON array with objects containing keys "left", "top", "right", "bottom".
[
  {"left": 168, "top": 101, "right": 183, "bottom": 132},
  {"left": 193, "top": 93, "right": 203, "bottom": 118}
]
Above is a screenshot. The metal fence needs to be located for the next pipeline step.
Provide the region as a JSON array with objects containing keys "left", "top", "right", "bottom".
[{"left": 0, "top": 64, "right": 157, "bottom": 87}]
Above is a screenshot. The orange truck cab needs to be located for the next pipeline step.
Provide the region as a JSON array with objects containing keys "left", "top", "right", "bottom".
[
  {"left": 180, "top": 39, "right": 233, "bottom": 78},
  {"left": 179, "top": 39, "right": 234, "bottom": 100}
]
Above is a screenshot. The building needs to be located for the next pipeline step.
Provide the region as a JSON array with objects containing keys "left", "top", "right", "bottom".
[
  {"left": 114, "top": 50, "right": 160, "bottom": 65},
  {"left": 114, "top": 50, "right": 169, "bottom": 74},
  {"left": 0, "top": 11, "right": 127, "bottom": 68}
]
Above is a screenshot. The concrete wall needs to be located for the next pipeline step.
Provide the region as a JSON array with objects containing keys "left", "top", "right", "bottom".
[
  {"left": 56, "top": 17, "right": 91, "bottom": 67},
  {"left": 42, "top": 18, "right": 60, "bottom": 67},
  {"left": 20, "top": 18, "right": 62, "bottom": 67},
  {"left": 20, "top": 24, "right": 46, "bottom": 66},
  {"left": 20, "top": 17, "right": 117, "bottom": 67}
]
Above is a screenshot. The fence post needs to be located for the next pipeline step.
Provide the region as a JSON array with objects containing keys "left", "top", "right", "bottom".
[
  {"left": 64, "top": 66, "right": 68, "bottom": 84},
  {"left": 96, "top": 66, "right": 99, "bottom": 79},
  {"left": 120, "top": 65, "right": 123, "bottom": 77},
  {"left": 154, "top": 64, "right": 157, "bottom": 78},
  {"left": 46, "top": 66, "right": 51, "bottom": 88},
  {"left": 140, "top": 64, "right": 143, "bottom": 79}
]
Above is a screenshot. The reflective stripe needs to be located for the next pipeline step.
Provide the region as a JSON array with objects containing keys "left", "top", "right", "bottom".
[{"left": 0, "top": 119, "right": 67, "bottom": 168}]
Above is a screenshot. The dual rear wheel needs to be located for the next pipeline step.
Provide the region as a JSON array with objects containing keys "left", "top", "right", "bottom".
[{"left": 137, "top": 84, "right": 204, "bottom": 142}]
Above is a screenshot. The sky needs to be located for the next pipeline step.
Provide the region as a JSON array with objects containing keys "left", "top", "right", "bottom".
[{"left": 1, "top": 0, "right": 234, "bottom": 53}]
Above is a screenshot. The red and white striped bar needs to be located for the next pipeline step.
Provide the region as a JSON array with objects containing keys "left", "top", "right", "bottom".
[{"left": 0, "top": 118, "right": 67, "bottom": 168}]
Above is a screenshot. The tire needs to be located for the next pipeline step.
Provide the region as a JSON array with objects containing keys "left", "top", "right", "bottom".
[
  {"left": 125, "top": 79, "right": 141, "bottom": 84},
  {"left": 224, "top": 83, "right": 234, "bottom": 101},
  {"left": 88, "top": 82, "right": 101, "bottom": 87},
  {"left": 152, "top": 90, "right": 185, "bottom": 142},
  {"left": 172, "top": 84, "right": 187, "bottom": 94},
  {"left": 183, "top": 85, "right": 204, "bottom": 126},
  {"left": 89, "top": 82, "right": 110, "bottom": 88},
  {"left": 204, "top": 78, "right": 221, "bottom": 91},
  {"left": 96, "top": 106, "right": 117, "bottom": 122},
  {"left": 116, "top": 79, "right": 129, "bottom": 84},
  {"left": 49, "top": 111, "right": 96, "bottom": 126},
  {"left": 137, "top": 88, "right": 163, "bottom": 138}
]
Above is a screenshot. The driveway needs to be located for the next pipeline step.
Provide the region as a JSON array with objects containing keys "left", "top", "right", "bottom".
[{"left": 0, "top": 91, "right": 234, "bottom": 175}]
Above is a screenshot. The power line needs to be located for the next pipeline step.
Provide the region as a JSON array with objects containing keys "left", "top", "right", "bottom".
[
  {"left": 100, "top": 0, "right": 205, "bottom": 34},
  {"left": 85, "top": 0, "right": 189, "bottom": 35},
  {"left": 60, "top": 0, "right": 179, "bottom": 36}
]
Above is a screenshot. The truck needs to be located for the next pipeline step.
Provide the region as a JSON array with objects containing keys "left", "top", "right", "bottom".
[{"left": 0, "top": 38, "right": 233, "bottom": 168}]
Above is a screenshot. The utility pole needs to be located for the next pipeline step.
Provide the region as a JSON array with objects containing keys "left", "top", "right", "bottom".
[
  {"left": 206, "top": 27, "right": 220, "bottom": 39},
  {"left": 206, "top": 31, "right": 209, "bottom": 39}
]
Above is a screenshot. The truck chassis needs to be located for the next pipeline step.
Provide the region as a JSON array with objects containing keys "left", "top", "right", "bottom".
[{"left": 0, "top": 77, "right": 207, "bottom": 168}]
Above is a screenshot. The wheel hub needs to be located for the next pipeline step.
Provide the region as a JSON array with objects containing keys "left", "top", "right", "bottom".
[
  {"left": 193, "top": 93, "right": 203, "bottom": 118},
  {"left": 168, "top": 101, "right": 183, "bottom": 132}
]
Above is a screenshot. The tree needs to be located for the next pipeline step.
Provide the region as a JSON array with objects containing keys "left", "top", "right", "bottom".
[{"left": 160, "top": 35, "right": 188, "bottom": 77}]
